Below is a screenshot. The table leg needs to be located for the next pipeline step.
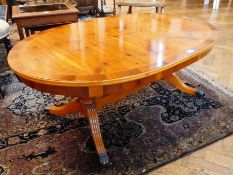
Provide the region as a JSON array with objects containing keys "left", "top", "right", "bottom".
[
  {"left": 127, "top": 6, "right": 132, "bottom": 14},
  {"left": 16, "top": 22, "right": 25, "bottom": 40},
  {"left": 164, "top": 73, "right": 197, "bottom": 95},
  {"left": 82, "top": 100, "right": 111, "bottom": 166},
  {"left": 48, "top": 98, "right": 111, "bottom": 166},
  {"left": 25, "top": 28, "right": 30, "bottom": 37}
]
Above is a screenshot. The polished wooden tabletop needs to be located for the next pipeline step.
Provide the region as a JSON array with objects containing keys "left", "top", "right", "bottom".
[{"left": 8, "top": 13, "right": 218, "bottom": 87}]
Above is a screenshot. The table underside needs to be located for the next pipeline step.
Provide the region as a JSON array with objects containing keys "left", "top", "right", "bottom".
[{"left": 44, "top": 73, "right": 196, "bottom": 166}]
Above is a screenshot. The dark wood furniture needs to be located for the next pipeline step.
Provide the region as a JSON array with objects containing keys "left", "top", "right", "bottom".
[
  {"left": 8, "top": 14, "right": 218, "bottom": 166},
  {"left": 12, "top": 2, "right": 78, "bottom": 40}
]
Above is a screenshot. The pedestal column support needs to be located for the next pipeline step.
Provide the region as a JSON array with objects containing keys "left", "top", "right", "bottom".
[{"left": 48, "top": 73, "right": 197, "bottom": 166}]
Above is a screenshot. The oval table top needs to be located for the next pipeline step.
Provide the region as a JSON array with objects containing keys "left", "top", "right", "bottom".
[{"left": 8, "top": 13, "right": 218, "bottom": 87}]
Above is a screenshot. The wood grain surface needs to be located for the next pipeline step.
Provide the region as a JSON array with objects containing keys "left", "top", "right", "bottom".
[{"left": 8, "top": 13, "right": 218, "bottom": 87}]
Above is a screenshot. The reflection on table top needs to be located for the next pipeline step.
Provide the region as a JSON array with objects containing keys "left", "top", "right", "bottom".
[{"left": 8, "top": 13, "right": 218, "bottom": 87}]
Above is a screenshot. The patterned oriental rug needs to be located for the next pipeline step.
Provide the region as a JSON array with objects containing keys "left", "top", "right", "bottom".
[{"left": 0, "top": 68, "right": 232, "bottom": 175}]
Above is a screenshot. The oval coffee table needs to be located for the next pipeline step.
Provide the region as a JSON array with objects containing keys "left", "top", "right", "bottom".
[{"left": 8, "top": 13, "right": 218, "bottom": 166}]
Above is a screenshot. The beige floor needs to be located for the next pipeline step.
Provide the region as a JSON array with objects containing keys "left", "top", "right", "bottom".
[{"left": 110, "top": 0, "right": 233, "bottom": 174}]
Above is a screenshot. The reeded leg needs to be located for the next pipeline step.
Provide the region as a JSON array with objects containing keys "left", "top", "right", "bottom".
[
  {"left": 164, "top": 73, "right": 197, "bottom": 95},
  {"left": 127, "top": 6, "right": 132, "bottom": 14},
  {"left": 83, "top": 100, "right": 111, "bottom": 166},
  {"left": 48, "top": 98, "right": 110, "bottom": 165}
]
